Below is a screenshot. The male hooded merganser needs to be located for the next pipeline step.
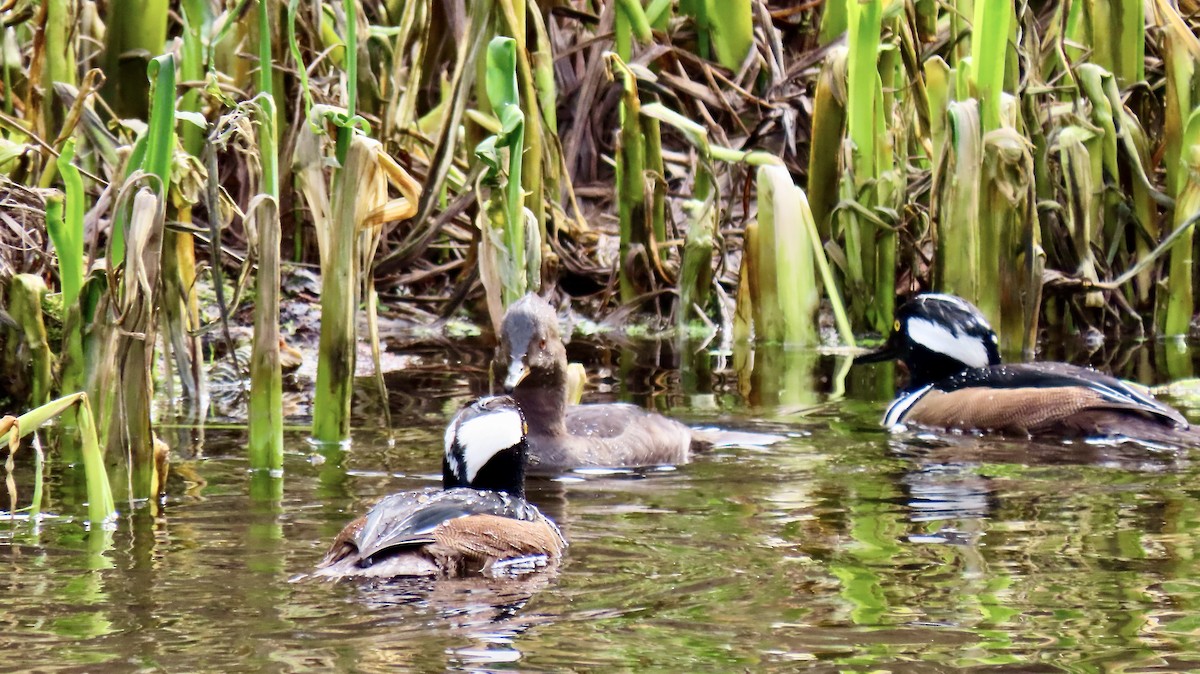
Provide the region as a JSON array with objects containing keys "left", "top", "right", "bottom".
[
  {"left": 315, "top": 396, "right": 566, "bottom": 579},
  {"left": 856, "top": 293, "right": 1200, "bottom": 446},
  {"left": 497, "top": 294, "right": 696, "bottom": 470}
]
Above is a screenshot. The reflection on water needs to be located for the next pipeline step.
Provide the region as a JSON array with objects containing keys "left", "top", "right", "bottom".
[{"left": 4, "top": 338, "right": 1200, "bottom": 670}]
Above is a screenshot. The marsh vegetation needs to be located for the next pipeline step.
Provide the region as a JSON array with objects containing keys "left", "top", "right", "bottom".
[{"left": 3, "top": 0, "right": 1200, "bottom": 651}]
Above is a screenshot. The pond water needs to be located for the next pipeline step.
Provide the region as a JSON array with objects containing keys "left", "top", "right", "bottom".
[{"left": 6, "top": 336, "right": 1200, "bottom": 672}]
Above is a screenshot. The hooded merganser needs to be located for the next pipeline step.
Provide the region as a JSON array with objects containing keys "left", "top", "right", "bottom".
[
  {"left": 315, "top": 396, "right": 566, "bottom": 579},
  {"left": 497, "top": 294, "right": 696, "bottom": 470},
  {"left": 856, "top": 293, "right": 1200, "bottom": 446}
]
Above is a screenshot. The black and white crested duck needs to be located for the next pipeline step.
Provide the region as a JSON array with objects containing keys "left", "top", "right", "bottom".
[
  {"left": 315, "top": 396, "right": 566, "bottom": 579},
  {"left": 856, "top": 293, "right": 1200, "bottom": 446},
  {"left": 498, "top": 294, "right": 775, "bottom": 471}
]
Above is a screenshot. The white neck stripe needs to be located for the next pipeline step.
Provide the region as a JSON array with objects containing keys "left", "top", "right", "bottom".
[{"left": 884, "top": 384, "right": 932, "bottom": 428}]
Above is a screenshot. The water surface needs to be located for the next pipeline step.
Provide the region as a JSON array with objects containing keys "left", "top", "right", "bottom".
[{"left": 5, "top": 339, "right": 1200, "bottom": 672}]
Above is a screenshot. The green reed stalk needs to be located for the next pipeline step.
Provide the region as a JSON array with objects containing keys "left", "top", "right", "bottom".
[
  {"left": 1, "top": 29, "right": 16, "bottom": 116},
  {"left": 497, "top": 1, "right": 545, "bottom": 252},
  {"left": 248, "top": 92, "right": 282, "bottom": 470},
  {"left": 615, "top": 0, "right": 652, "bottom": 60},
  {"left": 913, "top": 0, "right": 937, "bottom": 42},
  {"left": 935, "top": 100, "right": 981, "bottom": 304},
  {"left": 700, "top": 0, "right": 752, "bottom": 70},
  {"left": 528, "top": 1, "right": 561, "bottom": 220},
  {"left": 842, "top": 0, "right": 893, "bottom": 332},
  {"left": 950, "top": 0, "right": 974, "bottom": 64},
  {"left": 1125, "top": 116, "right": 1158, "bottom": 306},
  {"left": 956, "top": 1, "right": 1012, "bottom": 330},
  {"left": 818, "top": 0, "right": 847, "bottom": 45},
  {"left": 180, "top": 0, "right": 211, "bottom": 156},
  {"left": 46, "top": 141, "right": 93, "bottom": 401},
  {"left": 248, "top": 0, "right": 282, "bottom": 467},
  {"left": 980, "top": 128, "right": 1038, "bottom": 350},
  {"left": 608, "top": 54, "right": 648, "bottom": 303},
  {"left": 733, "top": 221, "right": 758, "bottom": 343},
  {"left": 754, "top": 166, "right": 817, "bottom": 345},
  {"left": 1156, "top": 0, "right": 1200, "bottom": 333},
  {"left": 312, "top": 135, "right": 370, "bottom": 443},
  {"left": 1164, "top": 110, "right": 1200, "bottom": 337},
  {"left": 45, "top": 142, "right": 83, "bottom": 309},
  {"left": 1116, "top": 0, "right": 1145, "bottom": 87},
  {"left": 248, "top": 194, "right": 283, "bottom": 471},
  {"left": 310, "top": 0, "right": 371, "bottom": 443},
  {"left": 1156, "top": 0, "right": 1200, "bottom": 199},
  {"left": 336, "top": 0, "right": 358, "bottom": 164},
  {"left": 112, "top": 187, "right": 165, "bottom": 500},
  {"left": 924, "top": 56, "right": 952, "bottom": 167},
  {"left": 101, "top": 0, "right": 168, "bottom": 119},
  {"left": 6, "top": 275, "right": 51, "bottom": 407},
  {"left": 1065, "top": 0, "right": 1093, "bottom": 67},
  {"left": 1056, "top": 125, "right": 1105, "bottom": 308},
  {"left": 144, "top": 54, "right": 203, "bottom": 403},
  {"left": 0, "top": 393, "right": 114, "bottom": 524},
  {"left": 478, "top": 36, "right": 528, "bottom": 304},
  {"left": 970, "top": 0, "right": 1010, "bottom": 133},
  {"left": 41, "top": 0, "right": 76, "bottom": 138},
  {"left": 677, "top": 199, "right": 715, "bottom": 331},
  {"left": 808, "top": 47, "right": 847, "bottom": 240},
  {"left": 174, "top": 1, "right": 211, "bottom": 406},
  {"left": 872, "top": 23, "right": 899, "bottom": 334},
  {"left": 141, "top": 52, "right": 176, "bottom": 201},
  {"left": 846, "top": 0, "right": 882, "bottom": 186}
]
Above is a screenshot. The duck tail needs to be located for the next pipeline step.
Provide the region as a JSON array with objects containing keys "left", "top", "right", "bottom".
[
  {"left": 690, "top": 427, "right": 786, "bottom": 450},
  {"left": 1075, "top": 413, "right": 1200, "bottom": 450}
]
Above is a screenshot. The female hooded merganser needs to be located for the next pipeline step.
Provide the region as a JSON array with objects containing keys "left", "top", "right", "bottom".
[
  {"left": 315, "top": 396, "right": 566, "bottom": 579},
  {"left": 856, "top": 293, "right": 1200, "bottom": 446},
  {"left": 497, "top": 294, "right": 696, "bottom": 470}
]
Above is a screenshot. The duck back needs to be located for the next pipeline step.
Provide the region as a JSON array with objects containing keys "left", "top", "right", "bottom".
[{"left": 521, "top": 403, "right": 692, "bottom": 471}]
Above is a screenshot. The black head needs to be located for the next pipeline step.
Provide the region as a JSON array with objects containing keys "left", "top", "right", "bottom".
[
  {"left": 442, "top": 396, "right": 530, "bottom": 497},
  {"left": 497, "top": 293, "right": 568, "bottom": 391},
  {"left": 856, "top": 293, "right": 1001, "bottom": 389}
]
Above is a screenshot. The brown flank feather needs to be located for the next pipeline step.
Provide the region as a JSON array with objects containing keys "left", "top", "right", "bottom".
[
  {"left": 903, "top": 386, "right": 1189, "bottom": 439},
  {"left": 426, "top": 514, "right": 566, "bottom": 574},
  {"left": 318, "top": 512, "right": 565, "bottom": 578}
]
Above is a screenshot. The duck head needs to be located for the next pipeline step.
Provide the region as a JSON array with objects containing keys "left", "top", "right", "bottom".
[
  {"left": 856, "top": 293, "right": 1001, "bottom": 388},
  {"left": 498, "top": 293, "right": 568, "bottom": 391},
  {"left": 442, "top": 396, "right": 530, "bottom": 497}
]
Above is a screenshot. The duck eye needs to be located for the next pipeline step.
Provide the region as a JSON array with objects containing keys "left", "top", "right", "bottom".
[{"left": 894, "top": 320, "right": 901, "bottom": 332}]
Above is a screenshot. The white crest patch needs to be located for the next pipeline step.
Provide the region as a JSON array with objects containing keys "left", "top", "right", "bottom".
[
  {"left": 907, "top": 317, "right": 990, "bottom": 368},
  {"left": 455, "top": 409, "right": 524, "bottom": 483},
  {"left": 884, "top": 384, "right": 933, "bottom": 428}
]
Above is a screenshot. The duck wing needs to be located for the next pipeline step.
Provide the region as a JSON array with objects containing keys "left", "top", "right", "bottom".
[
  {"left": 350, "top": 488, "right": 552, "bottom": 563},
  {"left": 554, "top": 403, "right": 692, "bottom": 467},
  {"left": 890, "top": 362, "right": 1189, "bottom": 435},
  {"left": 563, "top": 403, "right": 664, "bottom": 438}
]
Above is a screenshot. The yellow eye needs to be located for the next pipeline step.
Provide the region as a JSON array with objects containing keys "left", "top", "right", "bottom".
[{"left": 894, "top": 320, "right": 901, "bottom": 332}]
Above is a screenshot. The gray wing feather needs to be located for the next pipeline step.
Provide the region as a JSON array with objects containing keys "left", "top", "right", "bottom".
[{"left": 354, "top": 488, "right": 544, "bottom": 561}]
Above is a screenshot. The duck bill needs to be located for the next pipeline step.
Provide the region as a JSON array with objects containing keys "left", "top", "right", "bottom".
[
  {"left": 853, "top": 340, "right": 900, "bottom": 365},
  {"left": 504, "top": 356, "right": 531, "bottom": 391}
]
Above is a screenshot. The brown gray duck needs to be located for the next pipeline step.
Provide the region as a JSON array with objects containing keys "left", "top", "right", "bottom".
[{"left": 498, "top": 293, "right": 774, "bottom": 471}]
